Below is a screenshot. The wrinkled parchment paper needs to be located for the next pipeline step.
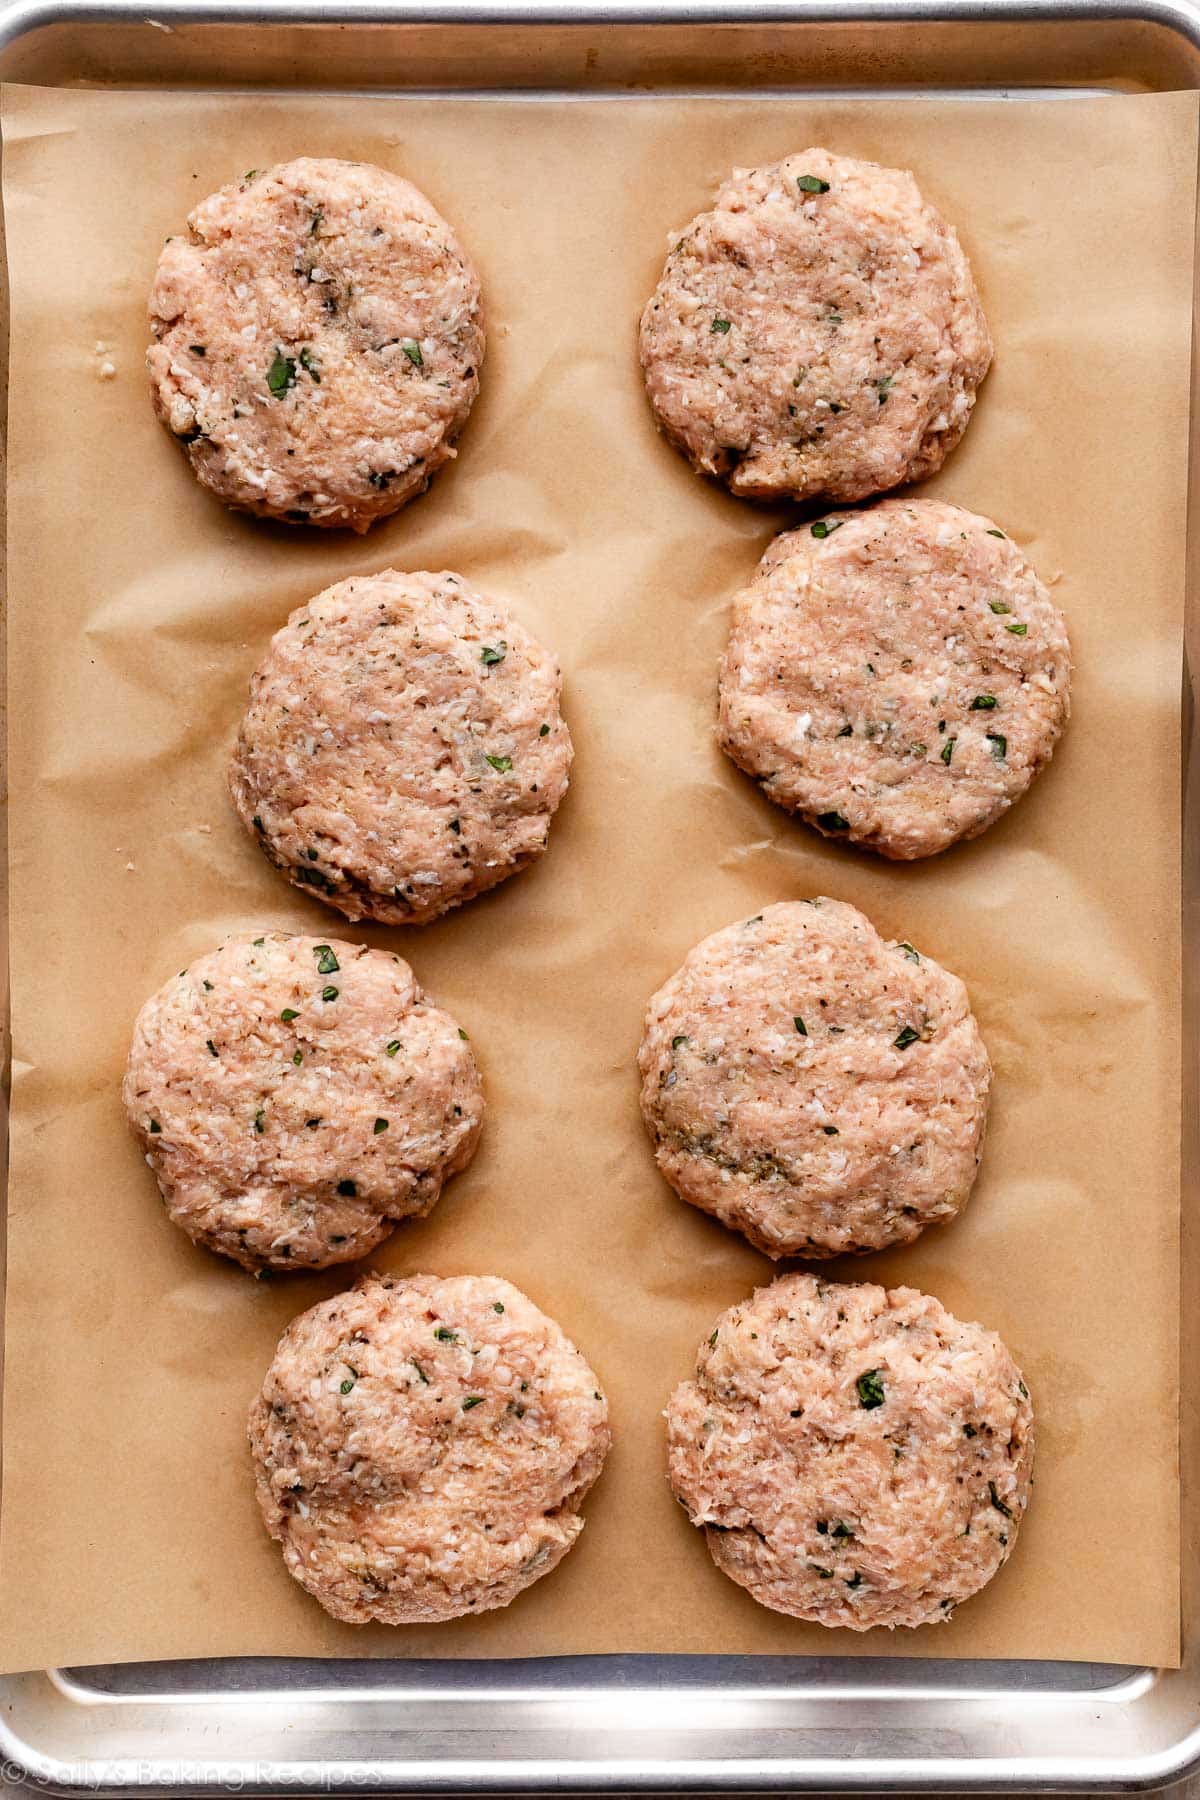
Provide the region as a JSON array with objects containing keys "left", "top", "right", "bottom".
[{"left": 0, "top": 83, "right": 1192, "bottom": 1673}]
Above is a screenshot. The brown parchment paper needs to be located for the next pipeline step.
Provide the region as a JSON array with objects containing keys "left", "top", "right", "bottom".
[{"left": 0, "top": 82, "right": 1191, "bottom": 1674}]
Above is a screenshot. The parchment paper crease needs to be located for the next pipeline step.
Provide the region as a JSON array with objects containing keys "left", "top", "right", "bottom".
[{"left": 0, "top": 83, "right": 1191, "bottom": 1672}]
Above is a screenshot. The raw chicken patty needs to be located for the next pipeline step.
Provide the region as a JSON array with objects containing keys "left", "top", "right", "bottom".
[
  {"left": 124, "top": 932, "right": 482, "bottom": 1272},
  {"left": 148, "top": 158, "right": 483, "bottom": 530},
  {"left": 667, "top": 1272, "right": 1033, "bottom": 1629},
  {"left": 230, "top": 570, "right": 573, "bottom": 926},
  {"left": 638, "top": 899, "right": 990, "bottom": 1258},
  {"left": 719, "top": 500, "right": 1072, "bottom": 859},
  {"left": 249, "top": 1271, "right": 611, "bottom": 1623},
  {"left": 639, "top": 149, "right": 991, "bottom": 503}
]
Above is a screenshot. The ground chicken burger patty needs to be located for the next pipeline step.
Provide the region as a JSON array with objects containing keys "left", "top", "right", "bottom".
[
  {"left": 719, "top": 500, "right": 1071, "bottom": 859},
  {"left": 639, "top": 149, "right": 991, "bottom": 503},
  {"left": 639, "top": 899, "right": 989, "bottom": 1259},
  {"left": 249, "top": 1271, "right": 611, "bottom": 1623},
  {"left": 148, "top": 158, "right": 483, "bottom": 530},
  {"left": 124, "top": 933, "right": 482, "bottom": 1272},
  {"left": 230, "top": 570, "right": 573, "bottom": 926},
  {"left": 667, "top": 1273, "right": 1033, "bottom": 1629}
]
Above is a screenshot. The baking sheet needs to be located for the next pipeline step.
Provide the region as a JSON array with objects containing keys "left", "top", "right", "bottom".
[{"left": 0, "top": 82, "right": 1191, "bottom": 1674}]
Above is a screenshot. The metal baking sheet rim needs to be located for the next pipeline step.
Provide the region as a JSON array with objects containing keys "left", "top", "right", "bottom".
[{"left": 0, "top": 0, "right": 1198, "bottom": 1789}]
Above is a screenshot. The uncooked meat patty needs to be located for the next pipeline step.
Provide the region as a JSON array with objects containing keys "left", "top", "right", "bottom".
[
  {"left": 249, "top": 1271, "right": 611, "bottom": 1623},
  {"left": 638, "top": 899, "right": 989, "bottom": 1258},
  {"left": 124, "top": 932, "right": 482, "bottom": 1272},
  {"left": 148, "top": 158, "right": 483, "bottom": 530},
  {"left": 639, "top": 149, "right": 991, "bottom": 502},
  {"left": 667, "top": 1272, "right": 1033, "bottom": 1629},
  {"left": 718, "top": 500, "right": 1072, "bottom": 858},
  {"left": 229, "top": 570, "right": 573, "bottom": 926}
]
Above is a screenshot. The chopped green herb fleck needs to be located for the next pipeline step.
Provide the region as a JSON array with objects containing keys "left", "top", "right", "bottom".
[
  {"left": 299, "top": 346, "right": 321, "bottom": 383},
  {"left": 845, "top": 1572, "right": 864, "bottom": 1590},
  {"left": 671, "top": 1034, "right": 689, "bottom": 1050},
  {"left": 987, "top": 733, "right": 1007, "bottom": 761},
  {"left": 989, "top": 600, "right": 1012, "bottom": 615},
  {"left": 894, "top": 1026, "right": 920, "bottom": 1051},
  {"left": 480, "top": 643, "right": 507, "bottom": 666},
  {"left": 373, "top": 1117, "right": 388, "bottom": 1134},
  {"left": 401, "top": 339, "right": 424, "bottom": 366},
  {"left": 340, "top": 1377, "right": 355, "bottom": 1395},
  {"left": 963, "top": 1423, "right": 978, "bottom": 1438},
  {"left": 711, "top": 317, "right": 732, "bottom": 333},
  {"left": 810, "top": 519, "right": 842, "bottom": 540},
  {"left": 822, "top": 1124, "right": 840, "bottom": 1136},
  {"left": 206, "top": 1039, "right": 218, "bottom": 1057},
  {"left": 493, "top": 1301, "right": 505, "bottom": 1313},
  {"left": 252, "top": 938, "right": 265, "bottom": 947},
  {"left": 485, "top": 753, "right": 513, "bottom": 773},
  {"left": 458, "top": 1027, "right": 469, "bottom": 1041},
  {"left": 1018, "top": 1379, "right": 1029, "bottom": 1399},
  {"left": 434, "top": 1326, "right": 458, "bottom": 1342},
  {"left": 297, "top": 867, "right": 331, "bottom": 890},
  {"left": 830, "top": 1520, "right": 853, "bottom": 1539},
  {"left": 941, "top": 737, "right": 956, "bottom": 765},
  {"left": 266, "top": 348, "right": 296, "bottom": 396},
  {"left": 254, "top": 1109, "right": 265, "bottom": 1133},
  {"left": 322, "top": 985, "right": 339, "bottom": 1002},
  {"left": 1006, "top": 622, "right": 1028, "bottom": 636},
  {"left": 986, "top": 528, "right": 1006, "bottom": 539},
  {"left": 856, "top": 1369, "right": 886, "bottom": 1410},
  {"left": 203, "top": 980, "right": 214, "bottom": 991},
  {"left": 386, "top": 1040, "right": 402, "bottom": 1056},
  {"left": 337, "top": 1179, "right": 357, "bottom": 1197},
  {"left": 281, "top": 1008, "right": 299, "bottom": 1022},
  {"left": 817, "top": 810, "right": 850, "bottom": 831},
  {"left": 243, "top": 169, "right": 258, "bottom": 182},
  {"left": 875, "top": 373, "right": 894, "bottom": 404},
  {"left": 797, "top": 174, "right": 830, "bottom": 194},
  {"left": 970, "top": 694, "right": 998, "bottom": 711},
  {"left": 794, "top": 1017, "right": 808, "bottom": 1035},
  {"left": 988, "top": 1480, "right": 1014, "bottom": 1518},
  {"left": 462, "top": 1394, "right": 484, "bottom": 1410},
  {"left": 836, "top": 723, "right": 853, "bottom": 737},
  {"left": 811, "top": 1564, "right": 835, "bottom": 1579},
  {"left": 410, "top": 1359, "right": 429, "bottom": 1383},
  {"left": 149, "top": 1119, "right": 162, "bottom": 1134},
  {"left": 898, "top": 942, "right": 920, "bottom": 963},
  {"left": 315, "top": 945, "right": 340, "bottom": 974},
  {"left": 539, "top": 722, "right": 550, "bottom": 737},
  {"left": 293, "top": 1050, "right": 303, "bottom": 1066},
  {"left": 708, "top": 1329, "right": 719, "bottom": 1347}
]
